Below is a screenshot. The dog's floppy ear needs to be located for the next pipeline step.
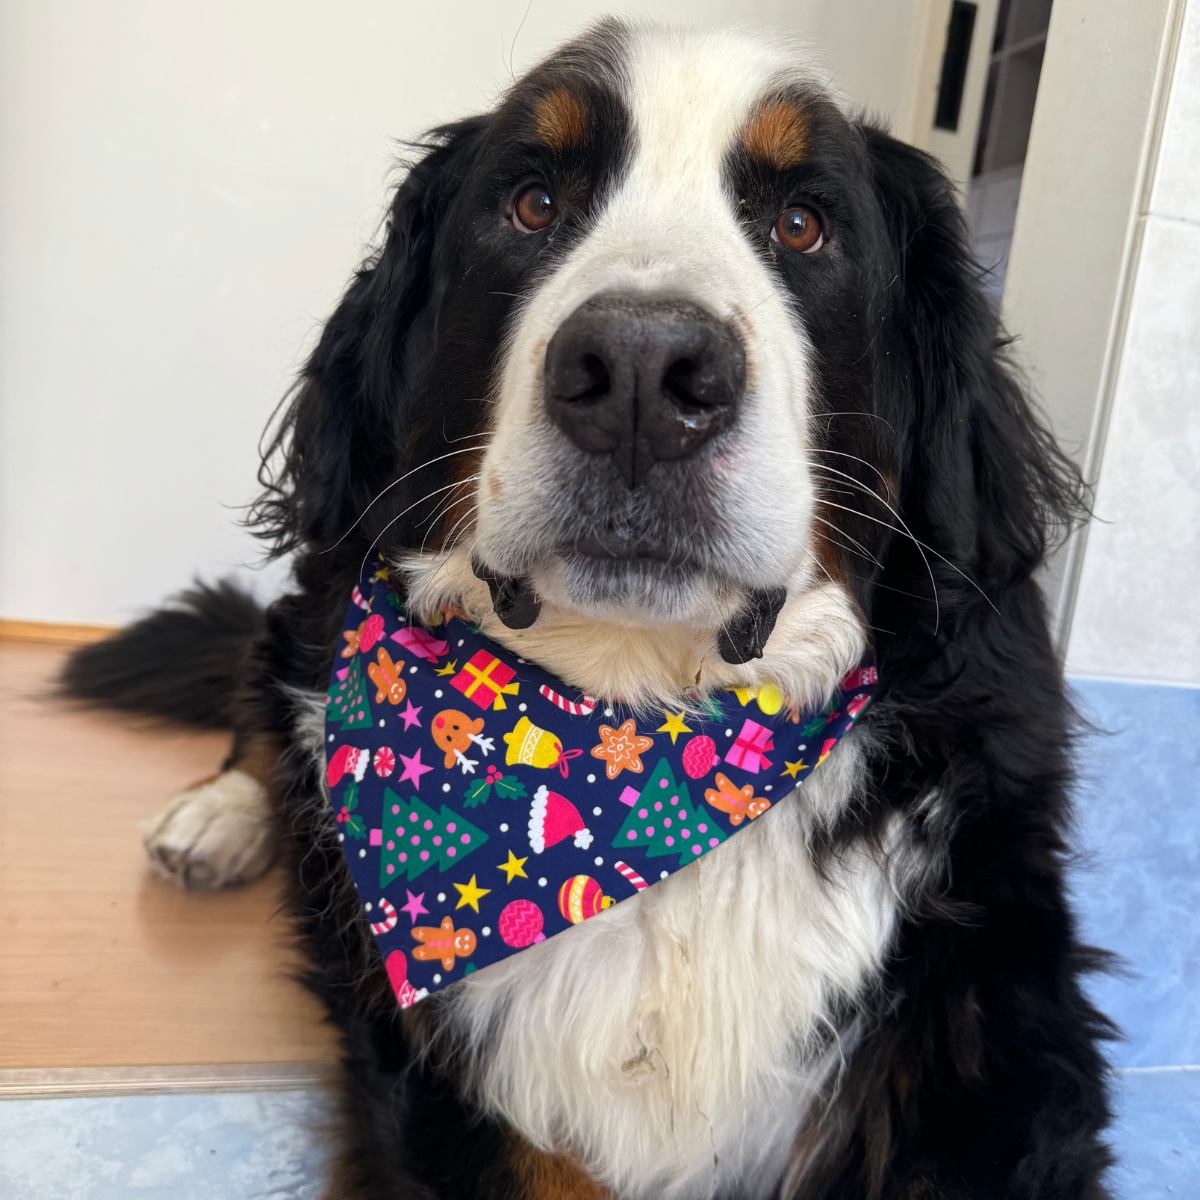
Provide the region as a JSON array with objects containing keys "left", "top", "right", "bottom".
[
  {"left": 253, "top": 117, "right": 489, "bottom": 558},
  {"left": 859, "top": 126, "right": 1086, "bottom": 623}
]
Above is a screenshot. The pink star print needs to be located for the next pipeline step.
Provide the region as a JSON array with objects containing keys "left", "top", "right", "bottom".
[
  {"left": 400, "top": 890, "right": 428, "bottom": 923},
  {"left": 399, "top": 700, "right": 422, "bottom": 731},
  {"left": 397, "top": 748, "right": 433, "bottom": 789}
]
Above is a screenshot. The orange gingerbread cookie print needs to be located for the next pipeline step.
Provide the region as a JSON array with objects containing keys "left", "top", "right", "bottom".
[
  {"left": 411, "top": 915, "right": 476, "bottom": 971},
  {"left": 590, "top": 718, "right": 654, "bottom": 779},
  {"left": 366, "top": 647, "right": 406, "bottom": 705},
  {"left": 703, "top": 773, "right": 771, "bottom": 826}
]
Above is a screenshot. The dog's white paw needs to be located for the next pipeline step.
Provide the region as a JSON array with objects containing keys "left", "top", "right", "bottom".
[{"left": 142, "top": 768, "right": 275, "bottom": 890}]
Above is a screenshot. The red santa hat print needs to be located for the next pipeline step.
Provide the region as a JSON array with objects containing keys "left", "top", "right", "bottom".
[
  {"left": 327, "top": 744, "right": 370, "bottom": 789},
  {"left": 528, "top": 785, "right": 593, "bottom": 853}
]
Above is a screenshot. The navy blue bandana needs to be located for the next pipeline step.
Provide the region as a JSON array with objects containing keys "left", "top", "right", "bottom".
[{"left": 325, "top": 563, "right": 878, "bottom": 1008}]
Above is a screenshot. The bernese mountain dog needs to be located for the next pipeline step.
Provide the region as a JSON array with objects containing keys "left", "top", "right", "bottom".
[{"left": 63, "top": 20, "right": 1116, "bottom": 1200}]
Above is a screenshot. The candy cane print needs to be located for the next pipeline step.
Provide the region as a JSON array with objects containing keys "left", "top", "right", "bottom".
[
  {"left": 351, "top": 585, "right": 370, "bottom": 611},
  {"left": 370, "top": 898, "right": 398, "bottom": 934},
  {"left": 539, "top": 684, "right": 598, "bottom": 716},
  {"left": 614, "top": 861, "right": 649, "bottom": 892}
]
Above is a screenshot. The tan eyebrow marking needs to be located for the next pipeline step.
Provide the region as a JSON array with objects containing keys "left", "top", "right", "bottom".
[
  {"left": 534, "top": 88, "right": 590, "bottom": 152},
  {"left": 742, "top": 102, "right": 810, "bottom": 169}
]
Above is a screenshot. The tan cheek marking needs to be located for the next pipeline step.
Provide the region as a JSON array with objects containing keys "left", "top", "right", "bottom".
[
  {"left": 534, "top": 88, "right": 590, "bottom": 152},
  {"left": 743, "top": 102, "right": 809, "bottom": 169}
]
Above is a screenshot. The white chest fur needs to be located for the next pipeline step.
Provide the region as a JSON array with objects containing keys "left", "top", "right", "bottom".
[{"left": 438, "top": 734, "right": 910, "bottom": 1200}]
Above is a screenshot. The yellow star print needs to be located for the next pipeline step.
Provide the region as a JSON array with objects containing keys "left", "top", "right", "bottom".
[
  {"left": 435, "top": 659, "right": 458, "bottom": 677},
  {"left": 453, "top": 874, "right": 491, "bottom": 913},
  {"left": 726, "top": 686, "right": 757, "bottom": 706},
  {"left": 656, "top": 710, "right": 693, "bottom": 744},
  {"left": 372, "top": 567, "right": 390, "bottom": 582},
  {"left": 781, "top": 759, "right": 808, "bottom": 779},
  {"left": 497, "top": 850, "right": 528, "bottom": 883}
]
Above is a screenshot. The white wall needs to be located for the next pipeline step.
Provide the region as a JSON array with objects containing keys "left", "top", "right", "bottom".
[
  {"left": 1066, "top": 0, "right": 1200, "bottom": 687},
  {"left": 1, "top": 0, "right": 944, "bottom": 625}
]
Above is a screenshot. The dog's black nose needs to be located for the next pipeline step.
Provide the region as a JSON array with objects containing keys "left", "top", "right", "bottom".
[{"left": 543, "top": 294, "right": 745, "bottom": 488}]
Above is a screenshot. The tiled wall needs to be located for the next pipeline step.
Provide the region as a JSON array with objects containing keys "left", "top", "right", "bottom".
[{"left": 1067, "top": 0, "right": 1200, "bottom": 687}]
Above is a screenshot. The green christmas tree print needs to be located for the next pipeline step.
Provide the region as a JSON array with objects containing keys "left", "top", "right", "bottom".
[
  {"left": 379, "top": 788, "right": 488, "bottom": 886},
  {"left": 611, "top": 757, "right": 727, "bottom": 867},
  {"left": 329, "top": 656, "right": 372, "bottom": 731}
]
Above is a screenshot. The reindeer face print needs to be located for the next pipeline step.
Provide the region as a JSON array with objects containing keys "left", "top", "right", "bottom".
[{"left": 431, "top": 710, "right": 495, "bottom": 773}]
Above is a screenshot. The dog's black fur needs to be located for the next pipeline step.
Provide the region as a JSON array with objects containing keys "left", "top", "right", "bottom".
[{"left": 64, "top": 36, "right": 1115, "bottom": 1200}]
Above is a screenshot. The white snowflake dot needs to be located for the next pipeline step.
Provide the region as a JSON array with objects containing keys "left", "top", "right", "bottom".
[
  {"left": 764, "top": 785, "right": 773, "bottom": 792},
  {"left": 499, "top": 823, "right": 509, "bottom": 833},
  {"left": 593, "top": 806, "right": 602, "bottom": 816},
  {"left": 338, "top": 833, "right": 345, "bottom": 843},
  {"left": 604, "top": 707, "right": 614, "bottom": 718},
  {"left": 378, "top": 719, "right": 385, "bottom": 727},
  {"left": 442, "top": 783, "right": 451, "bottom": 793},
  {"left": 433, "top": 973, "right": 442, "bottom": 983},
  {"left": 434, "top": 689, "right": 443, "bottom": 698},
  {"left": 517, "top": 657, "right": 527, "bottom": 664},
  {"left": 587, "top": 774, "right": 596, "bottom": 784},
  {"left": 538, "top": 877, "right": 547, "bottom": 887},
  {"left": 482, "top": 926, "right": 491, "bottom": 937},
  {"left": 437, "top": 893, "right": 446, "bottom": 903},
  {"left": 358, "top": 849, "right": 367, "bottom": 858},
  {"left": 594, "top": 857, "right": 603, "bottom": 867},
  {"left": 660, "top": 871, "right": 669, "bottom": 880},
  {"left": 799, "top": 744, "right": 806, "bottom": 750},
  {"left": 327, "top": 734, "right": 335, "bottom": 743},
  {"left": 457, "top": 639, "right": 464, "bottom": 647},
  {"left": 518, "top": 702, "right": 527, "bottom": 712},
  {"left": 409, "top": 666, "right": 418, "bottom": 674},
  {"left": 364, "top": 902, "right": 373, "bottom": 912},
  {"left": 725, "top": 728, "right": 733, "bottom": 737}
]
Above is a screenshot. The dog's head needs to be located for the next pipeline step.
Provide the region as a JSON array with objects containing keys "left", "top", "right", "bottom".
[{"left": 258, "top": 21, "right": 1081, "bottom": 704}]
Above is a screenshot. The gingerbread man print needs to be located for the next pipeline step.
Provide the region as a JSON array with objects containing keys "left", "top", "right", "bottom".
[
  {"left": 703, "top": 773, "right": 771, "bottom": 826},
  {"left": 366, "top": 648, "right": 407, "bottom": 705},
  {"left": 411, "top": 915, "right": 477, "bottom": 971}
]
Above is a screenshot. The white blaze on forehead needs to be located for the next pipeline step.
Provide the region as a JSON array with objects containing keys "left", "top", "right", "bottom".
[
  {"left": 624, "top": 29, "right": 788, "bottom": 213},
  {"left": 569, "top": 27, "right": 799, "bottom": 317}
]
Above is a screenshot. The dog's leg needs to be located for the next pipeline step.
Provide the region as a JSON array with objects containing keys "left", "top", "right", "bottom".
[{"left": 142, "top": 731, "right": 278, "bottom": 890}]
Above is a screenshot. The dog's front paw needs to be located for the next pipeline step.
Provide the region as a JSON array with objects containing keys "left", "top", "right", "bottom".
[{"left": 142, "top": 769, "right": 275, "bottom": 890}]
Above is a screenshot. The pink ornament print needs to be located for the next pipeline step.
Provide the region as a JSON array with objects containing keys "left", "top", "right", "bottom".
[
  {"left": 681, "top": 734, "right": 720, "bottom": 779},
  {"left": 498, "top": 899, "right": 546, "bottom": 947}
]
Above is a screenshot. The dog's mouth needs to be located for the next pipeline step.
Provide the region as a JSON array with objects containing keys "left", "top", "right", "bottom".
[{"left": 568, "top": 530, "right": 693, "bottom": 568}]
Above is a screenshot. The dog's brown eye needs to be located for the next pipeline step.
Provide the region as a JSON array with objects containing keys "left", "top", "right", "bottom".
[
  {"left": 772, "top": 206, "right": 823, "bottom": 253},
  {"left": 513, "top": 185, "right": 557, "bottom": 232}
]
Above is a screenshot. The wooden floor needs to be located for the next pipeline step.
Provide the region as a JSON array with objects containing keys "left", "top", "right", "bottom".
[{"left": 0, "top": 640, "right": 338, "bottom": 1069}]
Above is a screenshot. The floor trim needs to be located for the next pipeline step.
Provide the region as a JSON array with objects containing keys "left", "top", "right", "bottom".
[
  {"left": 0, "top": 1062, "right": 331, "bottom": 1101},
  {"left": 0, "top": 619, "right": 117, "bottom": 646}
]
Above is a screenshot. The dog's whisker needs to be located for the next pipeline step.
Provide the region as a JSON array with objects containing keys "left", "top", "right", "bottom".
[
  {"left": 806, "top": 448, "right": 894, "bottom": 497},
  {"left": 809, "top": 468, "right": 1000, "bottom": 622},
  {"left": 321, "top": 441, "right": 491, "bottom": 555},
  {"left": 815, "top": 410, "right": 897, "bottom": 433},
  {"left": 810, "top": 481, "right": 941, "bottom": 632},
  {"left": 420, "top": 476, "right": 480, "bottom": 556},
  {"left": 358, "top": 476, "right": 483, "bottom": 581},
  {"left": 809, "top": 515, "right": 885, "bottom": 570}
]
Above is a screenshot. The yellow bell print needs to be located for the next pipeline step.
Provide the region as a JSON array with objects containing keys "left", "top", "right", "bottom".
[
  {"left": 503, "top": 716, "right": 582, "bottom": 778},
  {"left": 724, "top": 682, "right": 784, "bottom": 715}
]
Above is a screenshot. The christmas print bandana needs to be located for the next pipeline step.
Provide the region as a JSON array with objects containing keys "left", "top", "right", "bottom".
[{"left": 326, "top": 563, "right": 878, "bottom": 1009}]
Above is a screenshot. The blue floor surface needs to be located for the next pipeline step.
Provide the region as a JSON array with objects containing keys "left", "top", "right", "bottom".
[
  {"left": 1, "top": 677, "right": 1195, "bottom": 1197},
  {"left": 0, "top": 1090, "right": 330, "bottom": 1200}
]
